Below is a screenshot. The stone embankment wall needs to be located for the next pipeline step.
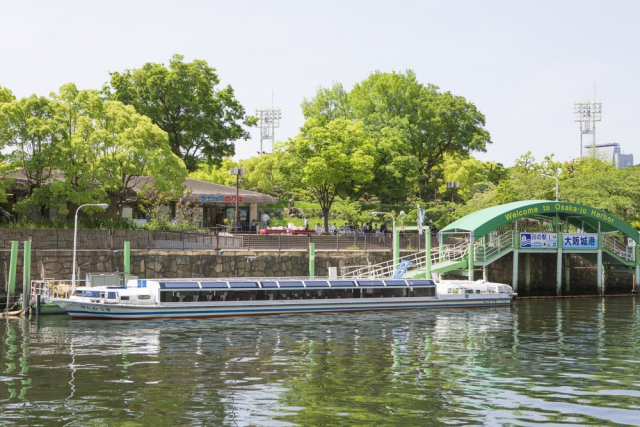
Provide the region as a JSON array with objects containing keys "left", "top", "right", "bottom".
[
  {"left": 0, "top": 249, "right": 634, "bottom": 295},
  {"left": 484, "top": 253, "right": 634, "bottom": 295},
  {"left": 0, "top": 250, "right": 392, "bottom": 292}
]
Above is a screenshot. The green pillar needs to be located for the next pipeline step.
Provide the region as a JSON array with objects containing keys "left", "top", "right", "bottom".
[
  {"left": 564, "top": 253, "right": 571, "bottom": 293},
  {"left": 124, "top": 241, "right": 131, "bottom": 285},
  {"left": 393, "top": 227, "right": 400, "bottom": 271},
  {"left": 425, "top": 231, "right": 432, "bottom": 280},
  {"left": 525, "top": 254, "right": 531, "bottom": 293},
  {"left": 467, "top": 234, "right": 474, "bottom": 281},
  {"left": 309, "top": 242, "right": 315, "bottom": 278},
  {"left": 597, "top": 227, "right": 603, "bottom": 295},
  {"left": 512, "top": 228, "right": 520, "bottom": 292},
  {"left": 7, "top": 241, "right": 18, "bottom": 309},
  {"left": 23, "top": 241, "right": 31, "bottom": 305},
  {"left": 512, "top": 250, "right": 519, "bottom": 292},
  {"left": 482, "top": 235, "right": 488, "bottom": 281},
  {"left": 556, "top": 230, "right": 563, "bottom": 296},
  {"left": 635, "top": 240, "right": 639, "bottom": 292}
]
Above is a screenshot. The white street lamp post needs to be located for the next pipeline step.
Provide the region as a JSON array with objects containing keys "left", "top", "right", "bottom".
[
  {"left": 72, "top": 203, "right": 109, "bottom": 292},
  {"left": 541, "top": 174, "right": 559, "bottom": 201},
  {"left": 371, "top": 211, "right": 396, "bottom": 234}
]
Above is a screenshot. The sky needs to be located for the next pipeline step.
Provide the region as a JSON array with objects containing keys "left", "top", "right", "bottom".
[{"left": 2, "top": 0, "right": 639, "bottom": 167}]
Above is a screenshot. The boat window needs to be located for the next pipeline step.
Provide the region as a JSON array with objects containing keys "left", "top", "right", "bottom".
[
  {"left": 356, "top": 281, "right": 384, "bottom": 287},
  {"left": 82, "top": 290, "right": 102, "bottom": 298},
  {"left": 384, "top": 280, "right": 408, "bottom": 287},
  {"left": 278, "top": 281, "right": 304, "bottom": 288},
  {"left": 201, "top": 282, "right": 229, "bottom": 289},
  {"left": 407, "top": 280, "right": 435, "bottom": 287},
  {"left": 304, "top": 281, "right": 329, "bottom": 287},
  {"left": 107, "top": 292, "right": 117, "bottom": 299},
  {"left": 121, "top": 296, "right": 130, "bottom": 301},
  {"left": 159, "top": 282, "right": 200, "bottom": 289},
  {"left": 73, "top": 290, "right": 83, "bottom": 297},
  {"left": 329, "top": 281, "right": 356, "bottom": 287},
  {"left": 138, "top": 295, "right": 151, "bottom": 300},
  {"left": 229, "top": 281, "right": 259, "bottom": 288}
]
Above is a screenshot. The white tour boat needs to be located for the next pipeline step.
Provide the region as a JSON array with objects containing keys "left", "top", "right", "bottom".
[{"left": 51, "top": 277, "right": 516, "bottom": 320}]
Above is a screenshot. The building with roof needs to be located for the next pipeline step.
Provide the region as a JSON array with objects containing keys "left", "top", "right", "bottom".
[{"left": 1, "top": 170, "right": 277, "bottom": 229}]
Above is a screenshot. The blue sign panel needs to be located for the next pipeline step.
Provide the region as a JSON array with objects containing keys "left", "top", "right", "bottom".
[
  {"left": 392, "top": 260, "right": 412, "bottom": 279},
  {"left": 520, "top": 232, "right": 557, "bottom": 248},
  {"left": 562, "top": 233, "right": 598, "bottom": 249}
]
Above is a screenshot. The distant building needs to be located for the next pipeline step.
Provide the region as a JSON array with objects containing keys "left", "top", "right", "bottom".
[
  {"left": 582, "top": 142, "right": 634, "bottom": 168},
  {"left": 1, "top": 171, "right": 276, "bottom": 229}
]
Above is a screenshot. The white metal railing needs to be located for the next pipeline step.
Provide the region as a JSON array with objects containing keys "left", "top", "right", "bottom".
[
  {"left": 602, "top": 233, "right": 635, "bottom": 262},
  {"left": 474, "top": 231, "right": 514, "bottom": 263},
  {"left": 342, "top": 239, "right": 470, "bottom": 279}
]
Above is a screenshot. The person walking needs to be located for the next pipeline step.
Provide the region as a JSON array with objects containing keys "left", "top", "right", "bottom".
[
  {"left": 261, "top": 212, "right": 270, "bottom": 229},
  {"left": 304, "top": 216, "right": 309, "bottom": 230},
  {"left": 378, "top": 220, "right": 387, "bottom": 244}
]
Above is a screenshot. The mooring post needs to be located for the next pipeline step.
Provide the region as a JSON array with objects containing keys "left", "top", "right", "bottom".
[
  {"left": 309, "top": 242, "right": 315, "bottom": 278},
  {"left": 7, "top": 241, "right": 18, "bottom": 311},
  {"left": 124, "top": 241, "right": 131, "bottom": 285},
  {"left": 23, "top": 240, "right": 31, "bottom": 309}
]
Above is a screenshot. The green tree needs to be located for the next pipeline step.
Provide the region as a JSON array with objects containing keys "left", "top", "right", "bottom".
[
  {"left": 349, "top": 70, "right": 491, "bottom": 202},
  {"left": 302, "top": 71, "right": 491, "bottom": 203},
  {"left": 240, "top": 153, "right": 287, "bottom": 199},
  {"left": 278, "top": 117, "right": 375, "bottom": 231},
  {"left": 0, "top": 94, "right": 64, "bottom": 219},
  {"left": 106, "top": 54, "right": 256, "bottom": 172},
  {"left": 50, "top": 83, "right": 187, "bottom": 218},
  {"left": 0, "top": 86, "right": 17, "bottom": 208},
  {"left": 189, "top": 158, "right": 239, "bottom": 187},
  {"left": 561, "top": 157, "right": 640, "bottom": 223}
]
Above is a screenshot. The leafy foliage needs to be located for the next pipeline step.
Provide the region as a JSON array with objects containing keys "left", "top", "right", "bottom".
[
  {"left": 277, "top": 117, "right": 375, "bottom": 231},
  {"left": 106, "top": 54, "right": 256, "bottom": 172}
]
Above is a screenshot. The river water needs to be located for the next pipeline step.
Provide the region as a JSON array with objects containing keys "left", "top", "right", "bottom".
[{"left": 2, "top": 298, "right": 640, "bottom": 426}]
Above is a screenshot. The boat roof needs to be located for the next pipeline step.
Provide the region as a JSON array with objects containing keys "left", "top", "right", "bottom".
[{"left": 133, "top": 278, "right": 435, "bottom": 290}]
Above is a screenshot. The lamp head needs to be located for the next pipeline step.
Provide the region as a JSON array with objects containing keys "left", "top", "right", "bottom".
[
  {"left": 540, "top": 174, "right": 547, "bottom": 178},
  {"left": 399, "top": 211, "right": 405, "bottom": 216},
  {"left": 97, "top": 204, "right": 109, "bottom": 209}
]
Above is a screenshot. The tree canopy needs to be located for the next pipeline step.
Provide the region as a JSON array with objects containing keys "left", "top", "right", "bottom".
[
  {"left": 0, "top": 83, "right": 187, "bottom": 219},
  {"left": 105, "top": 54, "right": 256, "bottom": 172},
  {"left": 300, "top": 71, "right": 492, "bottom": 204},
  {"left": 277, "top": 117, "right": 375, "bottom": 230}
]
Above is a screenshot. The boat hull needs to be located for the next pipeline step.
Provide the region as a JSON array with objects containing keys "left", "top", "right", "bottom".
[{"left": 52, "top": 296, "right": 512, "bottom": 320}]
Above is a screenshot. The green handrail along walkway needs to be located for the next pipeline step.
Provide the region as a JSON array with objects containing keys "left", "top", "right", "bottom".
[{"left": 343, "top": 200, "right": 640, "bottom": 295}]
